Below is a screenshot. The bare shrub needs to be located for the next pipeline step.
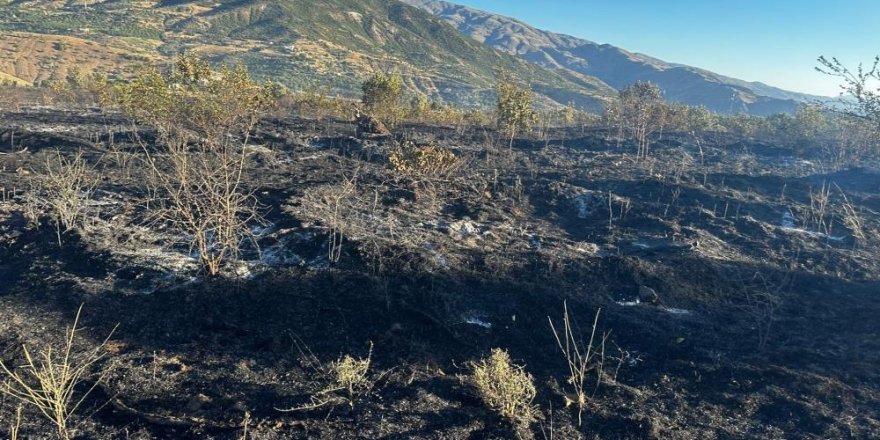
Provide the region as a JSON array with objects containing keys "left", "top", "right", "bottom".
[
  {"left": 287, "top": 159, "right": 435, "bottom": 269},
  {"left": 0, "top": 306, "right": 115, "bottom": 440},
  {"left": 110, "top": 55, "right": 278, "bottom": 275},
  {"left": 27, "top": 150, "right": 97, "bottom": 245},
  {"left": 548, "top": 303, "right": 608, "bottom": 426},
  {"left": 726, "top": 269, "right": 794, "bottom": 350},
  {"left": 470, "top": 348, "right": 538, "bottom": 428},
  {"left": 324, "top": 170, "right": 360, "bottom": 264}
]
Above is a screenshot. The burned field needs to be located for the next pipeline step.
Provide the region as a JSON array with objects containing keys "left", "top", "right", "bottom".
[{"left": 0, "top": 108, "right": 878, "bottom": 439}]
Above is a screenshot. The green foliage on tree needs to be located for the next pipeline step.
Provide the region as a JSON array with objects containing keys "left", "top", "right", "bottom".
[
  {"left": 665, "top": 103, "right": 719, "bottom": 133},
  {"left": 495, "top": 71, "right": 536, "bottom": 148},
  {"left": 617, "top": 81, "right": 667, "bottom": 160},
  {"left": 361, "top": 72, "right": 405, "bottom": 126},
  {"left": 115, "top": 55, "right": 279, "bottom": 145}
]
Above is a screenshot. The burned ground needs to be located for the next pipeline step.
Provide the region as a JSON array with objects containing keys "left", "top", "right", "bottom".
[{"left": 0, "top": 108, "right": 878, "bottom": 439}]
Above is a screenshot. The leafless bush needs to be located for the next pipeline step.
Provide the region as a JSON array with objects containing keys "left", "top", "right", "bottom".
[
  {"left": 0, "top": 306, "right": 115, "bottom": 440},
  {"left": 295, "top": 180, "right": 434, "bottom": 267},
  {"left": 726, "top": 269, "right": 794, "bottom": 350},
  {"left": 548, "top": 303, "right": 608, "bottom": 426},
  {"left": 324, "top": 170, "right": 360, "bottom": 263},
  {"left": 27, "top": 150, "right": 97, "bottom": 245}
]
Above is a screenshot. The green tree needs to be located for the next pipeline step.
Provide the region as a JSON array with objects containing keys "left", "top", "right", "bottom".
[
  {"left": 361, "top": 72, "right": 405, "bottom": 126},
  {"left": 761, "top": 105, "right": 829, "bottom": 154},
  {"left": 410, "top": 95, "right": 431, "bottom": 118},
  {"left": 495, "top": 72, "right": 536, "bottom": 149},
  {"left": 617, "top": 81, "right": 667, "bottom": 160}
]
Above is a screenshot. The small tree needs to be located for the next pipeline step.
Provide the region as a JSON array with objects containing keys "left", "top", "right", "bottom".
[
  {"left": 410, "top": 95, "right": 431, "bottom": 120},
  {"left": 818, "top": 56, "right": 880, "bottom": 129},
  {"left": 361, "top": 72, "right": 405, "bottom": 126},
  {"left": 617, "top": 81, "right": 667, "bottom": 160},
  {"left": 817, "top": 56, "right": 880, "bottom": 159},
  {"left": 495, "top": 72, "right": 536, "bottom": 149},
  {"left": 112, "top": 55, "right": 278, "bottom": 275}
]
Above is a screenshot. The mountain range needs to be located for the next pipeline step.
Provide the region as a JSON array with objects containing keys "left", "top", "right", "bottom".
[
  {"left": 0, "top": 0, "right": 824, "bottom": 115},
  {"left": 401, "top": 0, "right": 828, "bottom": 115}
]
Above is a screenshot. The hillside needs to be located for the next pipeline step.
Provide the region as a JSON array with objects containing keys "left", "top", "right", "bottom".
[
  {"left": 402, "top": 0, "right": 828, "bottom": 115},
  {"left": 0, "top": 103, "right": 878, "bottom": 439},
  {"left": 0, "top": 0, "right": 616, "bottom": 109}
]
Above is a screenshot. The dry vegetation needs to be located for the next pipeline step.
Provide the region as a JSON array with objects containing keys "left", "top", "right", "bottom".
[
  {"left": 108, "top": 55, "right": 279, "bottom": 275},
  {"left": 470, "top": 348, "right": 538, "bottom": 429},
  {"left": 548, "top": 303, "right": 608, "bottom": 427},
  {"left": 0, "top": 307, "right": 114, "bottom": 440},
  {"left": 0, "top": 55, "right": 878, "bottom": 438}
]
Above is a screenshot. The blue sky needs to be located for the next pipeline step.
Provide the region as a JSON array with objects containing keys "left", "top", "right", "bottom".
[{"left": 457, "top": 0, "right": 880, "bottom": 97}]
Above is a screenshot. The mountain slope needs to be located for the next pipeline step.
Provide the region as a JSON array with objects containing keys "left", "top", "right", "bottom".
[
  {"left": 0, "top": 0, "right": 616, "bottom": 109},
  {"left": 402, "top": 0, "right": 825, "bottom": 115}
]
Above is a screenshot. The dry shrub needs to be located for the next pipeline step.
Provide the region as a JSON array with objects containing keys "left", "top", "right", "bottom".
[
  {"left": 27, "top": 150, "right": 97, "bottom": 245},
  {"left": 548, "top": 303, "right": 608, "bottom": 426},
  {"left": 389, "top": 141, "right": 459, "bottom": 177},
  {"left": 0, "top": 306, "right": 115, "bottom": 440},
  {"left": 471, "top": 348, "right": 538, "bottom": 428},
  {"left": 278, "top": 342, "right": 380, "bottom": 412},
  {"left": 287, "top": 168, "right": 434, "bottom": 270},
  {"left": 724, "top": 268, "right": 793, "bottom": 351},
  {"left": 110, "top": 55, "right": 278, "bottom": 275},
  {"left": 327, "top": 345, "right": 374, "bottom": 409},
  {"left": 804, "top": 181, "right": 832, "bottom": 234}
]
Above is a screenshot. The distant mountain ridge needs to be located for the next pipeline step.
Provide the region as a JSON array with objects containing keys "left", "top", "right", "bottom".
[
  {"left": 0, "top": 0, "right": 827, "bottom": 115},
  {"left": 402, "top": 0, "right": 827, "bottom": 115},
  {"left": 0, "top": 0, "right": 616, "bottom": 110}
]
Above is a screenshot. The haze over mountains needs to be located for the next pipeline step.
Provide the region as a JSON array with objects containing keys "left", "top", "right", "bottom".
[{"left": 0, "top": 0, "right": 825, "bottom": 114}]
